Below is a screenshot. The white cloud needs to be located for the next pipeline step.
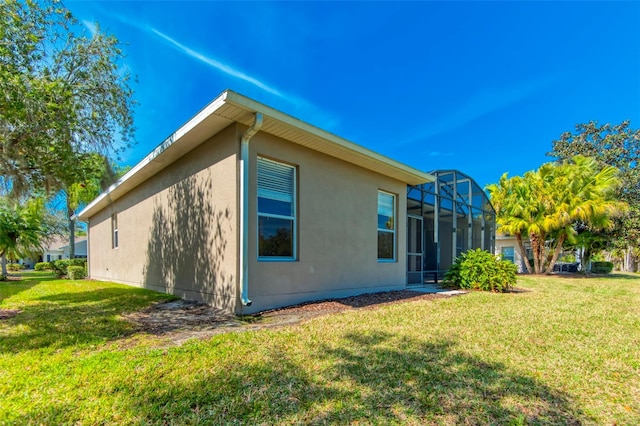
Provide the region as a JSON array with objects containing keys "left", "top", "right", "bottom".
[
  {"left": 148, "top": 27, "right": 341, "bottom": 129},
  {"left": 401, "top": 75, "right": 557, "bottom": 146},
  {"left": 149, "top": 28, "right": 284, "bottom": 98},
  {"left": 428, "top": 151, "right": 454, "bottom": 157},
  {"left": 81, "top": 20, "right": 98, "bottom": 37},
  {"left": 93, "top": 10, "right": 339, "bottom": 130}
]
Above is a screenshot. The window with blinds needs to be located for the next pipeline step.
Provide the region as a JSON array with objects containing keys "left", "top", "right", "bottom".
[
  {"left": 377, "top": 191, "right": 396, "bottom": 261},
  {"left": 257, "top": 157, "right": 296, "bottom": 260}
]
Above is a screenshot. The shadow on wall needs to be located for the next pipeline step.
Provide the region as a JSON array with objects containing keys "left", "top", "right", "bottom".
[{"left": 142, "top": 173, "right": 235, "bottom": 310}]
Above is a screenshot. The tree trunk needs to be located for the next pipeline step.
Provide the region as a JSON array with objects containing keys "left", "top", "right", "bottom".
[
  {"left": 1, "top": 252, "right": 7, "bottom": 277},
  {"left": 625, "top": 247, "right": 636, "bottom": 272},
  {"left": 584, "top": 249, "right": 592, "bottom": 273},
  {"left": 515, "top": 233, "right": 533, "bottom": 274},
  {"left": 67, "top": 198, "right": 75, "bottom": 259},
  {"left": 580, "top": 246, "right": 590, "bottom": 273},
  {"left": 545, "top": 233, "right": 566, "bottom": 274},
  {"left": 530, "top": 232, "right": 542, "bottom": 274}
]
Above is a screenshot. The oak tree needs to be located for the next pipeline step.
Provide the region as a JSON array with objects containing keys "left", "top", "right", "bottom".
[
  {"left": 0, "top": 0, "right": 135, "bottom": 196},
  {"left": 548, "top": 121, "right": 640, "bottom": 271}
]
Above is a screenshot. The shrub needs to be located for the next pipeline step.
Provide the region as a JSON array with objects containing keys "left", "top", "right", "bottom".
[
  {"left": 52, "top": 259, "right": 87, "bottom": 277},
  {"left": 590, "top": 261, "right": 614, "bottom": 274},
  {"left": 67, "top": 265, "right": 86, "bottom": 280},
  {"left": 52, "top": 260, "right": 71, "bottom": 276},
  {"left": 34, "top": 262, "right": 51, "bottom": 271},
  {"left": 444, "top": 248, "right": 517, "bottom": 292},
  {"left": 7, "top": 263, "right": 22, "bottom": 271}
]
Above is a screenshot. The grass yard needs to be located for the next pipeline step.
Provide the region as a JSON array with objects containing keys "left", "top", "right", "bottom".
[{"left": 1, "top": 272, "right": 639, "bottom": 425}]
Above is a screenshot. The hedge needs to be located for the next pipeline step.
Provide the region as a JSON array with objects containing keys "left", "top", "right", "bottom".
[
  {"left": 34, "top": 262, "right": 51, "bottom": 271},
  {"left": 52, "top": 259, "right": 87, "bottom": 277},
  {"left": 591, "top": 261, "right": 614, "bottom": 274},
  {"left": 67, "top": 265, "right": 87, "bottom": 280}
]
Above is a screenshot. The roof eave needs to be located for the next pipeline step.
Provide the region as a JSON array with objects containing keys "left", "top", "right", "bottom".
[{"left": 78, "top": 90, "right": 434, "bottom": 220}]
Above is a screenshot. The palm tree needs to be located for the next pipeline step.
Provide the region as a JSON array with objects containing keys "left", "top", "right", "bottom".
[
  {"left": 541, "top": 156, "right": 623, "bottom": 274},
  {"left": 487, "top": 173, "right": 536, "bottom": 273},
  {"left": 61, "top": 154, "right": 118, "bottom": 259},
  {"left": 0, "top": 198, "right": 57, "bottom": 276},
  {"left": 488, "top": 156, "right": 623, "bottom": 275}
]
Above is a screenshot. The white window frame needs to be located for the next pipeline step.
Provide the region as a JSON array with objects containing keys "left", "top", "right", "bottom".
[
  {"left": 377, "top": 190, "right": 396, "bottom": 262},
  {"left": 111, "top": 213, "right": 118, "bottom": 249},
  {"left": 257, "top": 156, "right": 297, "bottom": 261}
]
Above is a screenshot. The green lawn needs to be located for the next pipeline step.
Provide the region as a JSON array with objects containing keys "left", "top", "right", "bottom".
[{"left": 1, "top": 272, "right": 639, "bottom": 425}]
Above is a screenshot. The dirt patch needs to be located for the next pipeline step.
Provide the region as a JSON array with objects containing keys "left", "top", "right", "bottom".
[
  {"left": 123, "top": 290, "right": 455, "bottom": 346},
  {"left": 0, "top": 309, "right": 21, "bottom": 320}
]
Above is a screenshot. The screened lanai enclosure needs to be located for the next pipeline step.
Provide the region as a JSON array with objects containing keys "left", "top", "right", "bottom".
[{"left": 407, "top": 170, "right": 495, "bottom": 284}]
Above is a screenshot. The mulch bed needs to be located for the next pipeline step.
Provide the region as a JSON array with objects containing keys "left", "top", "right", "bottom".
[
  {"left": 122, "top": 290, "right": 455, "bottom": 345},
  {"left": 262, "top": 290, "right": 449, "bottom": 315}
]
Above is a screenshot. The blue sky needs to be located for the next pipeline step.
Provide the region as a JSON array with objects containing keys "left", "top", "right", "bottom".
[{"left": 67, "top": 1, "right": 640, "bottom": 189}]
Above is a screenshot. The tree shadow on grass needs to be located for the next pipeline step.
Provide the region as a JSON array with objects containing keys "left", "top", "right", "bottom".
[
  {"left": 0, "top": 287, "right": 169, "bottom": 353},
  {"left": 312, "top": 332, "right": 587, "bottom": 424},
  {"left": 0, "top": 280, "right": 39, "bottom": 302},
  {"left": 52, "top": 332, "right": 591, "bottom": 425},
  {"left": 0, "top": 272, "right": 61, "bottom": 303}
]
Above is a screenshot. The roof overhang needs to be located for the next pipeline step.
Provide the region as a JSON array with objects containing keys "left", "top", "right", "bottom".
[{"left": 78, "top": 90, "right": 434, "bottom": 220}]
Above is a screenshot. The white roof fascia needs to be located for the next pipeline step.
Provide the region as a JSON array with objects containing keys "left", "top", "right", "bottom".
[
  {"left": 78, "top": 89, "right": 434, "bottom": 220},
  {"left": 77, "top": 92, "right": 230, "bottom": 220},
  {"left": 224, "top": 91, "right": 433, "bottom": 185}
]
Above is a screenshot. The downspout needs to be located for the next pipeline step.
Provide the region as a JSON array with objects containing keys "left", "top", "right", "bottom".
[{"left": 239, "top": 112, "right": 263, "bottom": 307}]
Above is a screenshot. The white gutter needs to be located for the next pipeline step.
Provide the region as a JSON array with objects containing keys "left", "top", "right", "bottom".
[{"left": 239, "top": 113, "right": 263, "bottom": 307}]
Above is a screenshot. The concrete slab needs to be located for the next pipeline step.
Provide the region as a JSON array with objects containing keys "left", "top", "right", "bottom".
[{"left": 408, "top": 285, "right": 467, "bottom": 296}]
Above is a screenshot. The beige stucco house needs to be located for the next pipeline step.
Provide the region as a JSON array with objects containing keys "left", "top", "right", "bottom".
[
  {"left": 494, "top": 233, "right": 527, "bottom": 273},
  {"left": 78, "top": 90, "right": 494, "bottom": 314}
]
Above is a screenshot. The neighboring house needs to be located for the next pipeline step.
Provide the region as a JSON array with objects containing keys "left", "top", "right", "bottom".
[
  {"left": 495, "top": 233, "right": 524, "bottom": 273},
  {"left": 41, "top": 236, "right": 66, "bottom": 263},
  {"left": 60, "top": 238, "right": 88, "bottom": 259},
  {"left": 78, "top": 90, "right": 495, "bottom": 314},
  {"left": 19, "top": 236, "right": 88, "bottom": 268},
  {"left": 495, "top": 233, "right": 584, "bottom": 274}
]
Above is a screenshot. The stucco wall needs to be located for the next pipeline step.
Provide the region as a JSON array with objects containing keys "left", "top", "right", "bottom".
[
  {"left": 87, "top": 122, "right": 411, "bottom": 314},
  {"left": 242, "top": 130, "right": 408, "bottom": 314},
  {"left": 495, "top": 235, "right": 526, "bottom": 273},
  {"left": 87, "top": 125, "right": 239, "bottom": 311}
]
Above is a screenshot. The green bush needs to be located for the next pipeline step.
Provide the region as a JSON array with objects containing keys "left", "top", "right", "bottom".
[
  {"left": 444, "top": 248, "right": 517, "bottom": 292},
  {"left": 34, "top": 262, "right": 51, "bottom": 271},
  {"left": 52, "top": 260, "right": 70, "bottom": 276},
  {"left": 52, "top": 259, "right": 87, "bottom": 277},
  {"left": 7, "top": 263, "right": 22, "bottom": 271},
  {"left": 67, "top": 265, "right": 86, "bottom": 280},
  {"left": 590, "top": 261, "right": 614, "bottom": 274}
]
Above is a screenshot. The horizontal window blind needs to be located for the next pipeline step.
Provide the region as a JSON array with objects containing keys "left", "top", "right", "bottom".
[
  {"left": 258, "top": 157, "right": 294, "bottom": 202},
  {"left": 378, "top": 192, "right": 395, "bottom": 218}
]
